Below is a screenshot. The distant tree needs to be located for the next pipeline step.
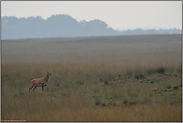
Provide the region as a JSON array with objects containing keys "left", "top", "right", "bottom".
[{"left": 1, "top": 15, "right": 182, "bottom": 40}]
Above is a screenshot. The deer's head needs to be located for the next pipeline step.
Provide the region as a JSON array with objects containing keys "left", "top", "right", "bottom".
[{"left": 47, "top": 70, "right": 52, "bottom": 76}]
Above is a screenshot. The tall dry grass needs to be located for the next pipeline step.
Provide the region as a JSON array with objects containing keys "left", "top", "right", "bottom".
[
  {"left": 2, "top": 104, "right": 182, "bottom": 122},
  {"left": 1, "top": 34, "right": 182, "bottom": 121},
  {"left": 2, "top": 76, "right": 182, "bottom": 122},
  {"left": 2, "top": 62, "right": 182, "bottom": 121},
  {"left": 2, "top": 34, "right": 181, "bottom": 65}
]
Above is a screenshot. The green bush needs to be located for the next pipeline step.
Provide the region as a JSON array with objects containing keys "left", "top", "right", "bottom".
[
  {"left": 123, "top": 99, "right": 128, "bottom": 105},
  {"left": 168, "top": 89, "right": 173, "bottom": 92},
  {"left": 140, "top": 74, "right": 145, "bottom": 79},
  {"left": 104, "top": 79, "right": 109, "bottom": 85},
  {"left": 163, "top": 89, "right": 168, "bottom": 92},
  {"left": 135, "top": 74, "right": 145, "bottom": 79},
  {"left": 101, "top": 102, "right": 106, "bottom": 106},
  {"left": 135, "top": 75, "right": 140, "bottom": 79},
  {"left": 165, "top": 73, "right": 169, "bottom": 76},
  {"left": 167, "top": 85, "right": 171, "bottom": 89},
  {"left": 157, "top": 74, "right": 162, "bottom": 77},
  {"left": 173, "top": 85, "right": 179, "bottom": 90},
  {"left": 95, "top": 101, "right": 100, "bottom": 105}
]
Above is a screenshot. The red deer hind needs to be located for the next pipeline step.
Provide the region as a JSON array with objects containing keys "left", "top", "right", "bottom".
[{"left": 29, "top": 71, "right": 52, "bottom": 92}]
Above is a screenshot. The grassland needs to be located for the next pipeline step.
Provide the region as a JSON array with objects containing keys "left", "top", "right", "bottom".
[{"left": 1, "top": 34, "right": 182, "bottom": 121}]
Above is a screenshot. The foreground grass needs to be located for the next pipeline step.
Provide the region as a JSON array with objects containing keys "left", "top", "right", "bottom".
[
  {"left": 1, "top": 63, "right": 182, "bottom": 121},
  {"left": 2, "top": 103, "right": 182, "bottom": 122}
]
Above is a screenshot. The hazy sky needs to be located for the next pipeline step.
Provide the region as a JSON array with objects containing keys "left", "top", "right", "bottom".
[{"left": 1, "top": 1, "right": 182, "bottom": 31}]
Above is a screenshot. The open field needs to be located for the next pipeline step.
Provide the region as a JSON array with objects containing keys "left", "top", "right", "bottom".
[{"left": 1, "top": 34, "right": 182, "bottom": 121}]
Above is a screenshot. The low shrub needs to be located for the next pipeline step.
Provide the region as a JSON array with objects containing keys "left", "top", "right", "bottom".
[
  {"left": 104, "top": 79, "right": 109, "bottom": 85},
  {"left": 140, "top": 74, "right": 145, "bottom": 79},
  {"left": 157, "top": 74, "right": 162, "bottom": 77},
  {"left": 135, "top": 75, "right": 139, "bottom": 79},
  {"left": 95, "top": 101, "right": 100, "bottom": 105},
  {"left": 173, "top": 85, "right": 179, "bottom": 90},
  {"left": 174, "top": 74, "right": 177, "bottom": 77},
  {"left": 135, "top": 74, "right": 145, "bottom": 79},
  {"left": 156, "top": 67, "right": 165, "bottom": 74},
  {"left": 168, "top": 89, "right": 173, "bottom": 92},
  {"left": 101, "top": 102, "right": 106, "bottom": 106},
  {"left": 123, "top": 99, "right": 128, "bottom": 105},
  {"left": 163, "top": 89, "right": 168, "bottom": 92},
  {"left": 129, "top": 100, "right": 138, "bottom": 105},
  {"left": 167, "top": 85, "right": 171, "bottom": 89}
]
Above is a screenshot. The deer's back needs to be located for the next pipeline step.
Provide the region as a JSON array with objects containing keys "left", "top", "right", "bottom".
[{"left": 31, "top": 78, "right": 45, "bottom": 86}]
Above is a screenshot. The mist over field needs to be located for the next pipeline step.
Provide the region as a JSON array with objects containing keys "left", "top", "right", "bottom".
[{"left": 1, "top": 14, "right": 182, "bottom": 39}]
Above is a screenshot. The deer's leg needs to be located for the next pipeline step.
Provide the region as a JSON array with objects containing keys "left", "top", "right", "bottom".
[
  {"left": 33, "top": 86, "right": 37, "bottom": 91},
  {"left": 44, "top": 84, "right": 48, "bottom": 91},
  {"left": 45, "top": 85, "right": 48, "bottom": 91},
  {"left": 42, "top": 86, "right": 44, "bottom": 91},
  {"left": 29, "top": 85, "right": 34, "bottom": 92}
]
